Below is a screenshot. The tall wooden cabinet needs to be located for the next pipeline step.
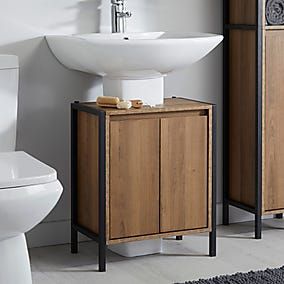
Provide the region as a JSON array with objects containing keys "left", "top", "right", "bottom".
[
  {"left": 71, "top": 98, "right": 216, "bottom": 271},
  {"left": 224, "top": 0, "right": 284, "bottom": 239}
]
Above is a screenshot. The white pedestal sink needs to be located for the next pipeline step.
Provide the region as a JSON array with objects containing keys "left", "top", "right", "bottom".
[
  {"left": 46, "top": 32, "right": 223, "bottom": 105},
  {"left": 46, "top": 31, "right": 223, "bottom": 257}
]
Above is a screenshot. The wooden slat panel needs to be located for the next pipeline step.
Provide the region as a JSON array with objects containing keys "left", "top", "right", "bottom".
[
  {"left": 110, "top": 118, "right": 160, "bottom": 239},
  {"left": 265, "top": 31, "right": 284, "bottom": 211},
  {"left": 77, "top": 111, "right": 99, "bottom": 233},
  {"left": 229, "top": 0, "right": 256, "bottom": 25},
  {"left": 228, "top": 30, "right": 256, "bottom": 208},
  {"left": 160, "top": 116, "right": 208, "bottom": 232}
]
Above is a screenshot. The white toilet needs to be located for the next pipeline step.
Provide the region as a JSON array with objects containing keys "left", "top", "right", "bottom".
[{"left": 0, "top": 55, "right": 63, "bottom": 284}]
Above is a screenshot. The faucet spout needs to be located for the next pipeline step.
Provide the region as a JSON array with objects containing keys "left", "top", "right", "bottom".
[{"left": 111, "top": 0, "right": 132, "bottom": 33}]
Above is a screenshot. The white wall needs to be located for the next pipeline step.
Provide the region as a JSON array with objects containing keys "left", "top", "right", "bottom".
[
  {"left": 0, "top": 0, "right": 101, "bottom": 247},
  {"left": 0, "top": 0, "right": 248, "bottom": 247}
]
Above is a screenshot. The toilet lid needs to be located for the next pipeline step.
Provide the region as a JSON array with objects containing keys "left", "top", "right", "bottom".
[{"left": 0, "top": 151, "right": 57, "bottom": 189}]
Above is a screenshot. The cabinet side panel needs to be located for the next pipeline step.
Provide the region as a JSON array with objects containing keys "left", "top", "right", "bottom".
[
  {"left": 229, "top": 0, "right": 256, "bottom": 25},
  {"left": 160, "top": 115, "right": 208, "bottom": 233},
  {"left": 228, "top": 30, "right": 256, "bottom": 208},
  {"left": 110, "top": 118, "right": 160, "bottom": 239},
  {"left": 265, "top": 31, "right": 284, "bottom": 211},
  {"left": 77, "top": 111, "right": 99, "bottom": 234}
]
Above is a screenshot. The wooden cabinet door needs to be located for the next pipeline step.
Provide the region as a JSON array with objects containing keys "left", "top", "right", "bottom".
[
  {"left": 160, "top": 115, "right": 208, "bottom": 233},
  {"left": 110, "top": 118, "right": 160, "bottom": 239},
  {"left": 265, "top": 31, "right": 284, "bottom": 211}
]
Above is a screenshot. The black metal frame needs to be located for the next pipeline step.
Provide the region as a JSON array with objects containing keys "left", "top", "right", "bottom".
[
  {"left": 222, "top": 0, "right": 230, "bottom": 228},
  {"left": 210, "top": 105, "right": 217, "bottom": 257},
  {"left": 223, "top": 0, "right": 264, "bottom": 239},
  {"left": 255, "top": 0, "right": 263, "bottom": 240},
  {"left": 71, "top": 102, "right": 107, "bottom": 272}
]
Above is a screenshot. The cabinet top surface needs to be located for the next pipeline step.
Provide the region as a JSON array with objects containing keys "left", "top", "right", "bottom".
[{"left": 73, "top": 98, "right": 212, "bottom": 116}]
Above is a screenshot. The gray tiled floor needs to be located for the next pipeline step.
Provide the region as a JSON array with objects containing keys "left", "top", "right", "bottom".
[{"left": 31, "top": 219, "right": 284, "bottom": 284}]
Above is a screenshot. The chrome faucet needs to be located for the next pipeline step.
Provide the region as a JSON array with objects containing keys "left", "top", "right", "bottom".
[{"left": 111, "top": 0, "right": 132, "bottom": 33}]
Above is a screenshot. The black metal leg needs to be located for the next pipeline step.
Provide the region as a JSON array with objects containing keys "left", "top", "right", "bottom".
[
  {"left": 98, "top": 112, "right": 107, "bottom": 272},
  {"left": 99, "top": 242, "right": 106, "bottom": 272},
  {"left": 71, "top": 105, "right": 79, "bottom": 254},
  {"left": 223, "top": 200, "right": 229, "bottom": 225},
  {"left": 255, "top": 0, "right": 263, "bottom": 241},
  {"left": 176, "top": 236, "right": 183, "bottom": 241},
  {"left": 209, "top": 231, "right": 216, "bottom": 257},
  {"left": 255, "top": 213, "right": 262, "bottom": 239},
  {"left": 210, "top": 105, "right": 217, "bottom": 257},
  {"left": 275, "top": 214, "right": 283, "bottom": 219},
  {"left": 223, "top": 0, "right": 230, "bottom": 228},
  {"left": 71, "top": 226, "right": 78, "bottom": 254}
]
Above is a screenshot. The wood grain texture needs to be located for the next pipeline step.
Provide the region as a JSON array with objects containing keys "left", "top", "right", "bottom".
[
  {"left": 105, "top": 115, "right": 110, "bottom": 241},
  {"left": 109, "top": 118, "right": 160, "bottom": 239},
  {"left": 74, "top": 99, "right": 213, "bottom": 241},
  {"left": 228, "top": 30, "right": 256, "bottom": 208},
  {"left": 265, "top": 26, "right": 284, "bottom": 30},
  {"left": 107, "top": 227, "right": 210, "bottom": 245},
  {"left": 263, "top": 208, "right": 284, "bottom": 216},
  {"left": 80, "top": 98, "right": 211, "bottom": 117},
  {"left": 160, "top": 116, "right": 208, "bottom": 233},
  {"left": 110, "top": 110, "right": 208, "bottom": 122},
  {"left": 229, "top": 0, "right": 256, "bottom": 25},
  {"left": 77, "top": 111, "right": 99, "bottom": 234},
  {"left": 264, "top": 31, "right": 284, "bottom": 211},
  {"left": 208, "top": 108, "right": 213, "bottom": 230}
]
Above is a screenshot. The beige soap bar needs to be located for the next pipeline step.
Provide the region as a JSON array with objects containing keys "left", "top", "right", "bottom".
[
  {"left": 97, "top": 96, "right": 120, "bottom": 108},
  {"left": 117, "top": 101, "right": 132, "bottom": 109}
]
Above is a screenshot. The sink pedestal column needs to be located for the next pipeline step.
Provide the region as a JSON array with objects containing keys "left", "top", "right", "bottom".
[
  {"left": 109, "top": 239, "right": 163, "bottom": 257},
  {"left": 103, "top": 76, "right": 164, "bottom": 106}
]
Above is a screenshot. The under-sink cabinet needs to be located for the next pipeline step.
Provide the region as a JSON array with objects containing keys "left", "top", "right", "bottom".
[{"left": 71, "top": 98, "right": 216, "bottom": 272}]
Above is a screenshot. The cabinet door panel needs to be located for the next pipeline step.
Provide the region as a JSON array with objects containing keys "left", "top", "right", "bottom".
[
  {"left": 160, "top": 116, "right": 208, "bottom": 232},
  {"left": 110, "top": 118, "right": 160, "bottom": 239},
  {"left": 265, "top": 31, "right": 284, "bottom": 211}
]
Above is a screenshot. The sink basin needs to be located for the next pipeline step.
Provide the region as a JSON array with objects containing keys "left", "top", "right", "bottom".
[{"left": 46, "top": 32, "right": 223, "bottom": 105}]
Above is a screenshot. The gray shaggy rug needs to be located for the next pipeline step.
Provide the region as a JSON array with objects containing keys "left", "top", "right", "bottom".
[{"left": 176, "top": 266, "right": 284, "bottom": 284}]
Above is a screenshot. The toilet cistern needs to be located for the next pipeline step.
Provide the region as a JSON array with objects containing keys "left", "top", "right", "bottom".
[
  {"left": 111, "top": 0, "right": 132, "bottom": 33},
  {"left": 0, "top": 55, "right": 63, "bottom": 284}
]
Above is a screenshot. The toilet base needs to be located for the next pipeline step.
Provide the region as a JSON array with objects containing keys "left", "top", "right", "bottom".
[{"left": 0, "top": 234, "right": 32, "bottom": 284}]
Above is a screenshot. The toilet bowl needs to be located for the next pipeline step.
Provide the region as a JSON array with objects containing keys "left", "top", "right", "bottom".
[
  {"left": 0, "top": 152, "right": 63, "bottom": 284},
  {"left": 0, "top": 55, "right": 63, "bottom": 284}
]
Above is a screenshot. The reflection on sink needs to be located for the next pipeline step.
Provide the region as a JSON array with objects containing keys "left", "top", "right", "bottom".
[{"left": 46, "top": 32, "right": 223, "bottom": 105}]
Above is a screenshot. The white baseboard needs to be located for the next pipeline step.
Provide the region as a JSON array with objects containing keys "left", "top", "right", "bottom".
[
  {"left": 26, "top": 203, "right": 275, "bottom": 248},
  {"left": 26, "top": 220, "right": 88, "bottom": 248}
]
